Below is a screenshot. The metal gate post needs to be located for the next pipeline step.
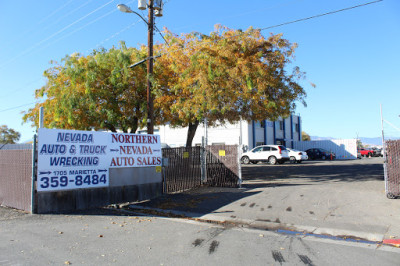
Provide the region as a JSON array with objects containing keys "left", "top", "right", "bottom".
[
  {"left": 31, "top": 134, "right": 37, "bottom": 214},
  {"left": 237, "top": 145, "right": 242, "bottom": 188},
  {"left": 201, "top": 136, "right": 207, "bottom": 183}
]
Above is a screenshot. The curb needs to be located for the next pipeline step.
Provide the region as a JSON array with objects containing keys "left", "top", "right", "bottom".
[
  {"left": 383, "top": 239, "right": 400, "bottom": 247},
  {"left": 127, "top": 204, "right": 385, "bottom": 245}
]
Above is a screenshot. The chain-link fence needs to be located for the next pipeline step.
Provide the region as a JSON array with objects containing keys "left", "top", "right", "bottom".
[
  {"left": 162, "top": 145, "right": 241, "bottom": 194},
  {"left": 0, "top": 144, "right": 34, "bottom": 212},
  {"left": 385, "top": 139, "right": 400, "bottom": 198},
  {"left": 205, "top": 145, "right": 240, "bottom": 187}
]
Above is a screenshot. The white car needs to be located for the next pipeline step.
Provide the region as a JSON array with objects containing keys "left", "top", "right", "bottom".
[
  {"left": 241, "top": 145, "right": 290, "bottom": 165},
  {"left": 286, "top": 148, "right": 308, "bottom": 163}
]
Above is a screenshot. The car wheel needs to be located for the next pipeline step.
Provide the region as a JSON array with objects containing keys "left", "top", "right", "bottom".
[
  {"left": 241, "top": 156, "right": 250, "bottom": 164},
  {"left": 290, "top": 156, "right": 296, "bottom": 164},
  {"left": 387, "top": 193, "right": 397, "bottom": 199},
  {"left": 321, "top": 155, "right": 326, "bottom": 160},
  {"left": 268, "top": 156, "right": 277, "bottom": 165}
]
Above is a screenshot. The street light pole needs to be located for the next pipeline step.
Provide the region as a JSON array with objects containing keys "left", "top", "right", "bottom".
[
  {"left": 117, "top": 1, "right": 164, "bottom": 135},
  {"left": 147, "top": 0, "right": 154, "bottom": 134}
]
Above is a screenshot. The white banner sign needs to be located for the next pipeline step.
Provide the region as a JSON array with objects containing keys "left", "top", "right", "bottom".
[{"left": 37, "top": 128, "right": 162, "bottom": 192}]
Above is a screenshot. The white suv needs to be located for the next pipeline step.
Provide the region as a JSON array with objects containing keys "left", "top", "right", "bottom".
[{"left": 241, "top": 145, "right": 290, "bottom": 165}]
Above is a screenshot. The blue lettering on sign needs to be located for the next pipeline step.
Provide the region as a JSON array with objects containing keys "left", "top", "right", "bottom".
[
  {"left": 79, "top": 145, "right": 107, "bottom": 154},
  {"left": 40, "top": 144, "right": 66, "bottom": 155},
  {"left": 50, "top": 156, "right": 99, "bottom": 166},
  {"left": 57, "top": 133, "right": 93, "bottom": 143}
]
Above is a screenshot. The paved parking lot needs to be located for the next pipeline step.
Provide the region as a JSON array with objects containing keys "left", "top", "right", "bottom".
[
  {"left": 241, "top": 156, "right": 384, "bottom": 183},
  {"left": 129, "top": 157, "right": 400, "bottom": 242}
]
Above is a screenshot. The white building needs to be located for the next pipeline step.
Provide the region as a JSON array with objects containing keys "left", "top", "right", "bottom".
[{"left": 155, "top": 114, "right": 302, "bottom": 150}]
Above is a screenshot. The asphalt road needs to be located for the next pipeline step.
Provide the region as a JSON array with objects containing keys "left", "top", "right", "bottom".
[
  {"left": 2, "top": 157, "right": 400, "bottom": 265},
  {"left": 1, "top": 207, "right": 400, "bottom": 266},
  {"left": 241, "top": 156, "right": 384, "bottom": 183}
]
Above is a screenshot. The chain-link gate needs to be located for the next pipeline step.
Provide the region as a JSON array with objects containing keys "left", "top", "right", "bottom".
[{"left": 162, "top": 145, "right": 241, "bottom": 194}]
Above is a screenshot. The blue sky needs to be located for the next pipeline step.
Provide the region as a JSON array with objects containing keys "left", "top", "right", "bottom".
[{"left": 1, "top": 0, "right": 399, "bottom": 142}]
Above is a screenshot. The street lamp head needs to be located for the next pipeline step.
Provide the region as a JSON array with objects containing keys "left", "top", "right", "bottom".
[
  {"left": 155, "top": 8, "right": 163, "bottom": 17},
  {"left": 138, "top": 0, "right": 147, "bottom": 10},
  {"left": 154, "top": 0, "right": 163, "bottom": 11},
  {"left": 117, "top": 4, "right": 133, "bottom": 13}
]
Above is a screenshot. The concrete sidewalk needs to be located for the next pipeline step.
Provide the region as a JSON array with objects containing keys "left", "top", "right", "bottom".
[{"left": 128, "top": 158, "right": 400, "bottom": 245}]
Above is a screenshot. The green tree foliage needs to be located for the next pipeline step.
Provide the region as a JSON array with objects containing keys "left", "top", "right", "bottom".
[
  {"left": 23, "top": 26, "right": 312, "bottom": 146},
  {"left": 23, "top": 42, "right": 148, "bottom": 133},
  {"left": 302, "top": 131, "right": 311, "bottom": 141},
  {"left": 0, "top": 125, "right": 21, "bottom": 144},
  {"left": 155, "top": 25, "right": 310, "bottom": 146}
]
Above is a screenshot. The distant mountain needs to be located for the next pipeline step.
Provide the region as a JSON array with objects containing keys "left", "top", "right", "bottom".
[
  {"left": 310, "top": 136, "right": 335, "bottom": 141},
  {"left": 359, "top": 137, "right": 382, "bottom": 146}
]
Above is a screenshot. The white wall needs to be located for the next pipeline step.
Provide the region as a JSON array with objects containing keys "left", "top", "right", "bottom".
[
  {"left": 158, "top": 115, "right": 302, "bottom": 150},
  {"left": 159, "top": 121, "right": 245, "bottom": 147},
  {"left": 293, "top": 139, "right": 358, "bottom": 160}
]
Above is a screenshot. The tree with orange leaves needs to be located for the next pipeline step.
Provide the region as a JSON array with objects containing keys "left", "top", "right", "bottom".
[
  {"left": 23, "top": 26, "right": 310, "bottom": 147},
  {"left": 154, "top": 25, "right": 310, "bottom": 146}
]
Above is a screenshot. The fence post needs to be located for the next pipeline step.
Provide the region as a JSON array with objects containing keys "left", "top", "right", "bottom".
[
  {"left": 31, "top": 134, "right": 37, "bottom": 214},
  {"left": 237, "top": 145, "right": 242, "bottom": 188},
  {"left": 201, "top": 136, "right": 207, "bottom": 183}
]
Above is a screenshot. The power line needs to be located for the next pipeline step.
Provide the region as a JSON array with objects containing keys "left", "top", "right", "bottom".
[
  {"left": 37, "top": 7, "right": 120, "bottom": 52},
  {"left": 1, "top": 77, "right": 44, "bottom": 99},
  {"left": 0, "top": 101, "right": 42, "bottom": 113},
  {"left": 0, "top": 0, "right": 116, "bottom": 70},
  {"left": 156, "top": 0, "right": 384, "bottom": 58},
  {"left": 259, "top": 0, "right": 383, "bottom": 31},
  {"left": 1, "top": 1, "right": 140, "bottom": 98},
  {"left": 87, "top": 19, "right": 143, "bottom": 54},
  {"left": 1, "top": 0, "right": 77, "bottom": 49},
  {"left": 1, "top": 0, "right": 383, "bottom": 113}
]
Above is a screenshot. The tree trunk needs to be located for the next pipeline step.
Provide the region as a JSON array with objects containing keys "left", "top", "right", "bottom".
[
  {"left": 130, "top": 117, "right": 139, "bottom": 133},
  {"left": 186, "top": 120, "right": 199, "bottom": 147}
]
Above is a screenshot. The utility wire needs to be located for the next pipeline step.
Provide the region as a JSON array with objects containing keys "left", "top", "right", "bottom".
[
  {"left": 88, "top": 19, "right": 143, "bottom": 54},
  {"left": 0, "top": 0, "right": 139, "bottom": 99},
  {"left": 37, "top": 7, "right": 120, "bottom": 52},
  {"left": 0, "top": 0, "right": 116, "bottom": 70},
  {"left": 156, "top": 0, "right": 383, "bottom": 58},
  {"left": 0, "top": 0, "right": 383, "bottom": 113},
  {"left": 259, "top": 0, "right": 383, "bottom": 31},
  {"left": 1, "top": 0, "right": 77, "bottom": 49},
  {"left": 0, "top": 101, "right": 43, "bottom": 113}
]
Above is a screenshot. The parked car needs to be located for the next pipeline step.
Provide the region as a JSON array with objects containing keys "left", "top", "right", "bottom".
[
  {"left": 371, "top": 147, "right": 383, "bottom": 157},
  {"left": 286, "top": 148, "right": 308, "bottom": 163},
  {"left": 305, "top": 148, "right": 336, "bottom": 160},
  {"left": 358, "top": 148, "right": 375, "bottom": 157},
  {"left": 241, "top": 145, "right": 290, "bottom": 165}
]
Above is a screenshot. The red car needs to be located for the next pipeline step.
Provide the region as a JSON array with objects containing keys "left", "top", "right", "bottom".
[{"left": 358, "top": 148, "right": 375, "bottom": 157}]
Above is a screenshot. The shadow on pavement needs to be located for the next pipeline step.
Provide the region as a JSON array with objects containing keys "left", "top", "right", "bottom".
[
  {"left": 129, "top": 186, "right": 261, "bottom": 217},
  {"left": 242, "top": 162, "right": 384, "bottom": 183}
]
